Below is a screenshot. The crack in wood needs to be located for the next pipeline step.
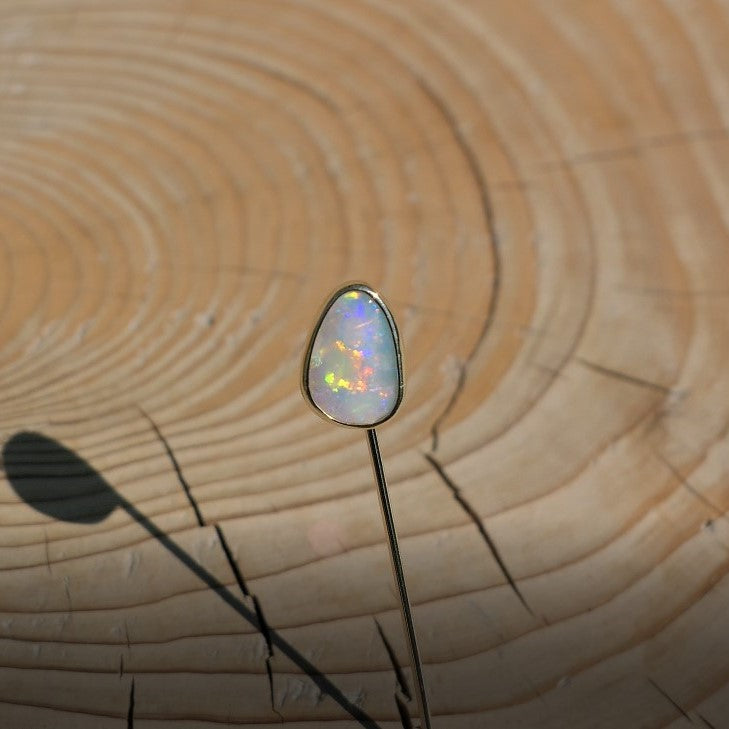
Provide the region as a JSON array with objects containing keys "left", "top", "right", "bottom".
[
  {"left": 140, "top": 407, "right": 285, "bottom": 718},
  {"left": 653, "top": 449, "right": 728, "bottom": 524},
  {"left": 137, "top": 408, "right": 334, "bottom": 723},
  {"left": 140, "top": 406, "right": 288, "bottom": 723},
  {"left": 251, "top": 593, "right": 274, "bottom": 663},
  {"left": 214, "top": 524, "right": 250, "bottom": 596},
  {"left": 430, "top": 361, "right": 466, "bottom": 453},
  {"left": 252, "top": 593, "right": 284, "bottom": 722},
  {"left": 414, "top": 76, "right": 502, "bottom": 454},
  {"left": 138, "top": 406, "right": 205, "bottom": 527},
  {"left": 374, "top": 618, "right": 412, "bottom": 701},
  {"left": 127, "top": 677, "right": 135, "bottom": 729},
  {"left": 265, "top": 656, "right": 284, "bottom": 723},
  {"left": 375, "top": 618, "right": 414, "bottom": 729},
  {"left": 699, "top": 713, "right": 719, "bottom": 729},
  {"left": 214, "top": 524, "right": 283, "bottom": 721},
  {"left": 547, "top": 125, "right": 729, "bottom": 170},
  {"left": 126, "top": 506, "right": 380, "bottom": 726},
  {"left": 648, "top": 678, "right": 693, "bottom": 722},
  {"left": 395, "top": 693, "right": 414, "bottom": 729},
  {"left": 424, "top": 453, "right": 534, "bottom": 615},
  {"left": 124, "top": 620, "right": 131, "bottom": 652},
  {"left": 576, "top": 357, "right": 675, "bottom": 395}
]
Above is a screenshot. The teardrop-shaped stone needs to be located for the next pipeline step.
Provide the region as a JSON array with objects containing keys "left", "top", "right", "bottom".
[{"left": 303, "top": 284, "right": 402, "bottom": 427}]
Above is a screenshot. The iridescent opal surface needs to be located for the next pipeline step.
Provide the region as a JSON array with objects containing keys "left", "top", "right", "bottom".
[{"left": 305, "top": 287, "right": 401, "bottom": 426}]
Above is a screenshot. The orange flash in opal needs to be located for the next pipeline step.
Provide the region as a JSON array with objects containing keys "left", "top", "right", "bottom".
[{"left": 325, "top": 339, "right": 374, "bottom": 394}]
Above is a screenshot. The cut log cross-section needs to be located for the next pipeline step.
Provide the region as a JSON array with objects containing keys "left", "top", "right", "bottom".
[{"left": 2, "top": 2, "right": 729, "bottom": 728}]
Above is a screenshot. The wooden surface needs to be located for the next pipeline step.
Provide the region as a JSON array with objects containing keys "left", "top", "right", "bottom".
[{"left": 2, "top": 1, "right": 729, "bottom": 727}]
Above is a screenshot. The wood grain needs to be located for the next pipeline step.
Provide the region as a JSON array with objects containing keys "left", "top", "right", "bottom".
[{"left": 2, "top": 1, "right": 729, "bottom": 727}]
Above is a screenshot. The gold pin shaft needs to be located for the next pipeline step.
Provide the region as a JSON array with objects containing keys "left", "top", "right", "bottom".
[{"left": 367, "top": 428, "right": 432, "bottom": 729}]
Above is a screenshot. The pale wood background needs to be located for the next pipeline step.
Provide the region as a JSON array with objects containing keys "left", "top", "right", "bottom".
[{"left": 2, "top": 1, "right": 729, "bottom": 727}]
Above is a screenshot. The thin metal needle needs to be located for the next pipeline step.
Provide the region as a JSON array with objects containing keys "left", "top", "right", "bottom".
[{"left": 367, "top": 428, "right": 432, "bottom": 729}]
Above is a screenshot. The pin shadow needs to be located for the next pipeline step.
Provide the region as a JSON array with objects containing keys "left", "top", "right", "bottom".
[{"left": 2, "top": 431, "right": 380, "bottom": 728}]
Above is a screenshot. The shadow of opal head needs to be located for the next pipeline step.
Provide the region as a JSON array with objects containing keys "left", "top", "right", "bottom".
[{"left": 3, "top": 431, "right": 119, "bottom": 524}]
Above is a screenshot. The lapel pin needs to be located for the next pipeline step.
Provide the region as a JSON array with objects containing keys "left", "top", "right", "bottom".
[{"left": 302, "top": 282, "right": 432, "bottom": 729}]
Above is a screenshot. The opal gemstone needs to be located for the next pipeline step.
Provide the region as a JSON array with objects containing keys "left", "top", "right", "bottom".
[{"left": 305, "top": 286, "right": 402, "bottom": 427}]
